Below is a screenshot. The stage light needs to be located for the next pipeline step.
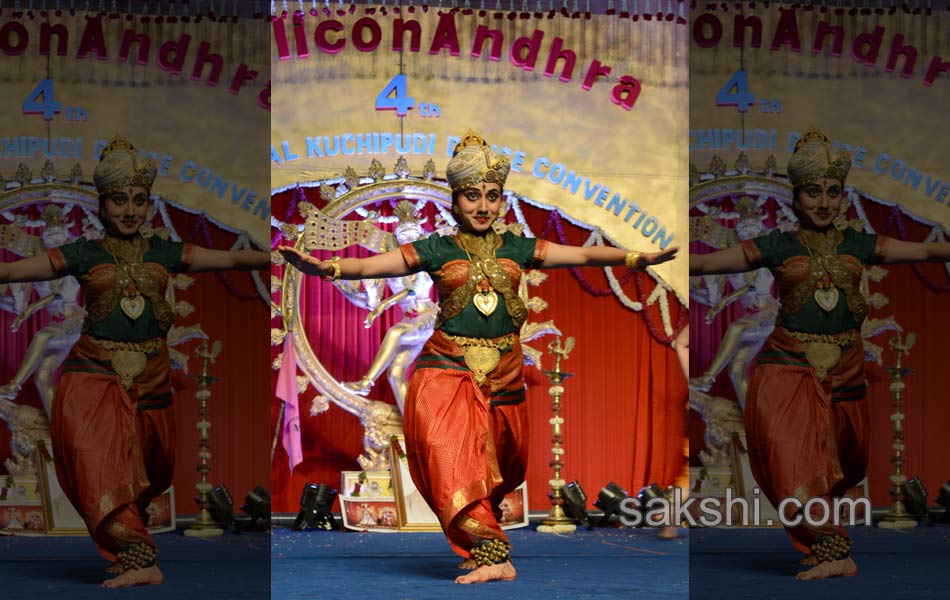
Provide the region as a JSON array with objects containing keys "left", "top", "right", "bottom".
[
  {"left": 638, "top": 483, "right": 665, "bottom": 505},
  {"left": 936, "top": 481, "right": 950, "bottom": 511},
  {"left": 291, "top": 483, "right": 338, "bottom": 531},
  {"left": 241, "top": 486, "right": 271, "bottom": 530},
  {"left": 209, "top": 484, "right": 237, "bottom": 531},
  {"left": 934, "top": 481, "right": 950, "bottom": 523},
  {"left": 590, "top": 481, "right": 629, "bottom": 528},
  {"left": 636, "top": 483, "right": 664, "bottom": 523},
  {"left": 562, "top": 480, "right": 589, "bottom": 527},
  {"left": 903, "top": 476, "right": 929, "bottom": 519}
]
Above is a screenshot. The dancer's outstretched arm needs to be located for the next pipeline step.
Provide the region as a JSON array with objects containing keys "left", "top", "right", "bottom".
[
  {"left": 188, "top": 247, "right": 270, "bottom": 273},
  {"left": 278, "top": 246, "right": 411, "bottom": 280},
  {"left": 881, "top": 239, "right": 950, "bottom": 265},
  {"left": 690, "top": 245, "right": 753, "bottom": 276},
  {"left": 0, "top": 254, "right": 57, "bottom": 284},
  {"left": 541, "top": 243, "right": 678, "bottom": 269}
]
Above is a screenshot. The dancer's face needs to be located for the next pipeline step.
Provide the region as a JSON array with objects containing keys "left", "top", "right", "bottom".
[
  {"left": 454, "top": 182, "right": 502, "bottom": 234},
  {"left": 100, "top": 186, "right": 149, "bottom": 237},
  {"left": 794, "top": 178, "right": 843, "bottom": 230}
]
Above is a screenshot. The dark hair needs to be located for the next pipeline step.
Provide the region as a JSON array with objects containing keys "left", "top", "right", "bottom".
[{"left": 790, "top": 185, "right": 803, "bottom": 210}]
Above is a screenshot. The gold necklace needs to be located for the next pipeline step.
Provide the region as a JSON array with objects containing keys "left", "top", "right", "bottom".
[
  {"left": 796, "top": 227, "right": 842, "bottom": 313},
  {"left": 437, "top": 230, "right": 528, "bottom": 329},
  {"left": 456, "top": 230, "right": 500, "bottom": 317},
  {"left": 101, "top": 234, "right": 150, "bottom": 321}
]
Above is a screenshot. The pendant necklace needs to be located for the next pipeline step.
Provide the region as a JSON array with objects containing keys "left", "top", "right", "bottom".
[
  {"left": 102, "top": 234, "right": 149, "bottom": 321},
  {"left": 458, "top": 231, "right": 500, "bottom": 317},
  {"left": 798, "top": 228, "right": 841, "bottom": 313}
]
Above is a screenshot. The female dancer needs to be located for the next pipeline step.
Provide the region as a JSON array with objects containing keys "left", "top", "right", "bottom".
[
  {"left": 690, "top": 128, "right": 950, "bottom": 580},
  {"left": 280, "top": 130, "right": 677, "bottom": 584},
  {"left": 0, "top": 136, "right": 269, "bottom": 588}
]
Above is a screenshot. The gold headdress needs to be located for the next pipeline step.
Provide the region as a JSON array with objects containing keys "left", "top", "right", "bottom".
[
  {"left": 787, "top": 127, "right": 851, "bottom": 187},
  {"left": 445, "top": 130, "right": 511, "bottom": 192},
  {"left": 93, "top": 135, "right": 158, "bottom": 195}
]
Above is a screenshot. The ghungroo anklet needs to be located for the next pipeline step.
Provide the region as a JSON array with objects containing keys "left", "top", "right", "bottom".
[
  {"left": 117, "top": 542, "right": 158, "bottom": 571},
  {"left": 470, "top": 538, "right": 510, "bottom": 567},
  {"left": 811, "top": 534, "right": 852, "bottom": 563}
]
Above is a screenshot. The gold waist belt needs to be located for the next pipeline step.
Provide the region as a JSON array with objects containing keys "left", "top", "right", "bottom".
[
  {"left": 92, "top": 337, "right": 163, "bottom": 390},
  {"left": 785, "top": 329, "right": 857, "bottom": 381},
  {"left": 442, "top": 333, "right": 517, "bottom": 386}
]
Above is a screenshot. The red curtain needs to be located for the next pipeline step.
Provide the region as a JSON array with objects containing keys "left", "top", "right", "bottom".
[
  {"left": 690, "top": 198, "right": 950, "bottom": 506},
  {"left": 270, "top": 188, "right": 688, "bottom": 513},
  {"left": 0, "top": 205, "right": 270, "bottom": 516}
]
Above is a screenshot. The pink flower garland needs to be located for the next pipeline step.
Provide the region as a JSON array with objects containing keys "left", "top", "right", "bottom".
[
  {"left": 882, "top": 205, "right": 950, "bottom": 293},
  {"left": 539, "top": 210, "right": 684, "bottom": 344}
]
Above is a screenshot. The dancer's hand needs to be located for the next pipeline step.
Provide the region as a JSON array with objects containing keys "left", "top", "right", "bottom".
[
  {"left": 278, "top": 246, "right": 336, "bottom": 278},
  {"left": 642, "top": 246, "right": 679, "bottom": 267}
]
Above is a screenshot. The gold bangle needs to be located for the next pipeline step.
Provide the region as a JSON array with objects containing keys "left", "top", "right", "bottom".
[
  {"left": 323, "top": 256, "right": 342, "bottom": 281},
  {"left": 625, "top": 251, "right": 644, "bottom": 271}
]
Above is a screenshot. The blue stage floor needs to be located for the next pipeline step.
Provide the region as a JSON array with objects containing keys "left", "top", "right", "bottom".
[
  {"left": 689, "top": 524, "right": 950, "bottom": 600},
  {"left": 272, "top": 526, "right": 689, "bottom": 599},
  {"left": 0, "top": 529, "right": 270, "bottom": 599}
]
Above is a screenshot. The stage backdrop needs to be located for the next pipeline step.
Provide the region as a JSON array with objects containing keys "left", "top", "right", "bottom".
[
  {"left": 0, "top": 6, "right": 270, "bottom": 246},
  {"left": 0, "top": 6, "right": 271, "bottom": 516},
  {"left": 689, "top": 3, "right": 949, "bottom": 506},
  {"left": 271, "top": 3, "right": 688, "bottom": 300},
  {"left": 270, "top": 3, "right": 689, "bottom": 513}
]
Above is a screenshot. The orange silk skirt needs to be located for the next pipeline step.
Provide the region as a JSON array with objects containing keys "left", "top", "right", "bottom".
[
  {"left": 745, "top": 327, "right": 868, "bottom": 554},
  {"left": 50, "top": 334, "right": 174, "bottom": 562},
  {"left": 403, "top": 330, "right": 529, "bottom": 559}
]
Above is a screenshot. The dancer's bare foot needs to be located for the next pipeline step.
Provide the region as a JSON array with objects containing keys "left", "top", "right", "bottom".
[
  {"left": 102, "top": 565, "right": 164, "bottom": 588},
  {"left": 795, "top": 556, "right": 857, "bottom": 580},
  {"left": 457, "top": 559, "right": 478, "bottom": 570},
  {"left": 455, "top": 561, "right": 516, "bottom": 584},
  {"left": 657, "top": 526, "right": 679, "bottom": 540},
  {"left": 104, "top": 562, "right": 125, "bottom": 574},
  {"left": 799, "top": 555, "right": 818, "bottom": 567}
]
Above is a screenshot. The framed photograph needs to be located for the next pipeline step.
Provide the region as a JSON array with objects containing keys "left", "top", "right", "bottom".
[
  {"left": 144, "top": 488, "right": 176, "bottom": 534},
  {"left": 389, "top": 435, "right": 442, "bottom": 531},
  {"left": 36, "top": 440, "right": 86, "bottom": 535},
  {"left": 729, "top": 431, "right": 780, "bottom": 527},
  {"left": 498, "top": 482, "right": 529, "bottom": 530},
  {"left": 0, "top": 473, "right": 42, "bottom": 506},
  {"left": 840, "top": 477, "right": 869, "bottom": 523},
  {"left": 340, "top": 497, "right": 400, "bottom": 532},
  {"left": 0, "top": 505, "right": 47, "bottom": 535},
  {"left": 388, "top": 436, "right": 530, "bottom": 532},
  {"left": 340, "top": 470, "right": 394, "bottom": 499},
  {"left": 36, "top": 440, "right": 176, "bottom": 535}
]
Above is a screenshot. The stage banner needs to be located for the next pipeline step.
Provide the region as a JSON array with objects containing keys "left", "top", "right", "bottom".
[
  {"left": 689, "top": 5, "right": 948, "bottom": 224},
  {"left": 0, "top": 8, "right": 270, "bottom": 247},
  {"left": 271, "top": 6, "right": 689, "bottom": 301}
]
